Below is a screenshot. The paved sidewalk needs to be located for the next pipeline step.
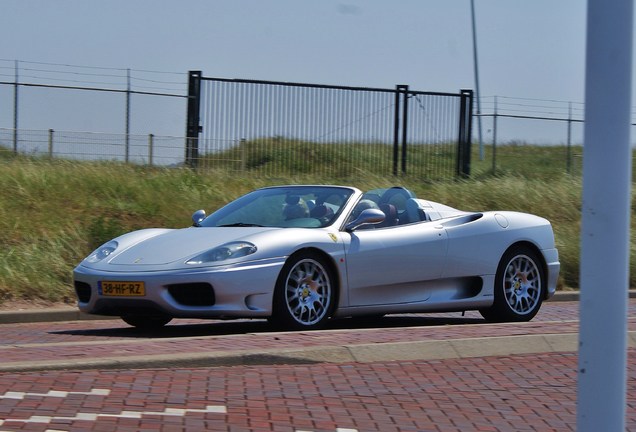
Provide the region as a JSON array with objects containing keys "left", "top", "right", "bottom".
[
  {"left": 0, "top": 295, "right": 635, "bottom": 373},
  {"left": 1, "top": 296, "right": 635, "bottom": 431}
]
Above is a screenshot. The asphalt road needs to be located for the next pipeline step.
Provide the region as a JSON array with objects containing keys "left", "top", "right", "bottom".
[{"left": 0, "top": 297, "right": 635, "bottom": 431}]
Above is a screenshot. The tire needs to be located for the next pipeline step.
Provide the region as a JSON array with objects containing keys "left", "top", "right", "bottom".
[
  {"left": 480, "top": 245, "right": 545, "bottom": 322},
  {"left": 271, "top": 252, "right": 336, "bottom": 330},
  {"left": 121, "top": 315, "right": 172, "bottom": 329}
]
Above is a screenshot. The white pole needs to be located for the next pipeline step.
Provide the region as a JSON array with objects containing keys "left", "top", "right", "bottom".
[
  {"left": 470, "top": 0, "right": 483, "bottom": 161},
  {"left": 577, "top": 0, "right": 633, "bottom": 430}
]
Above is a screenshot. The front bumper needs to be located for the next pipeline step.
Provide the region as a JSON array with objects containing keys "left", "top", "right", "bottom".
[{"left": 73, "top": 258, "right": 285, "bottom": 319}]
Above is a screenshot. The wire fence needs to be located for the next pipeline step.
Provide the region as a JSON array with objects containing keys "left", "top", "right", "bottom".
[
  {"left": 0, "top": 128, "right": 188, "bottom": 166},
  {"left": 3, "top": 59, "right": 636, "bottom": 179},
  {"left": 0, "top": 59, "right": 188, "bottom": 141}
]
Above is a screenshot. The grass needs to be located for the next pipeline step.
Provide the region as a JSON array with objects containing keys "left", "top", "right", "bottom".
[
  {"left": 0, "top": 142, "right": 631, "bottom": 306},
  {"left": 199, "top": 137, "right": 460, "bottom": 180}
]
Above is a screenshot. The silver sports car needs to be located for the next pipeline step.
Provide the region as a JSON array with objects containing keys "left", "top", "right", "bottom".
[{"left": 73, "top": 185, "right": 560, "bottom": 330}]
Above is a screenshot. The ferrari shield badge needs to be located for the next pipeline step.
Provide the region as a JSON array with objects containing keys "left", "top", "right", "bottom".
[{"left": 328, "top": 233, "right": 338, "bottom": 243}]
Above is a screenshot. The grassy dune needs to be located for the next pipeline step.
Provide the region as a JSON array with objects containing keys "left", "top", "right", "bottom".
[{"left": 0, "top": 144, "right": 626, "bottom": 306}]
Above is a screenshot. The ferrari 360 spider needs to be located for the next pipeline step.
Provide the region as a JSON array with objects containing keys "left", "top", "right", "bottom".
[{"left": 73, "top": 185, "right": 560, "bottom": 329}]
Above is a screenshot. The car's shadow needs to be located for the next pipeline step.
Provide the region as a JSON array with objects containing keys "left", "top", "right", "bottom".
[{"left": 50, "top": 314, "right": 487, "bottom": 339}]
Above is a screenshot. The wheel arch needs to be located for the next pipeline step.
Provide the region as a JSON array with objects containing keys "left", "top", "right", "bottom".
[
  {"left": 503, "top": 240, "right": 549, "bottom": 300},
  {"left": 276, "top": 247, "right": 341, "bottom": 314}
]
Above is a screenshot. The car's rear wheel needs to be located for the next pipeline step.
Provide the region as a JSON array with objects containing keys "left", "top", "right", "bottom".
[
  {"left": 480, "top": 245, "right": 545, "bottom": 322},
  {"left": 121, "top": 315, "right": 172, "bottom": 329},
  {"left": 272, "top": 252, "right": 335, "bottom": 330}
]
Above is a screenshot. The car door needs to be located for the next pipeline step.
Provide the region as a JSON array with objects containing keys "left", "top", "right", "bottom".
[{"left": 343, "top": 222, "right": 448, "bottom": 306}]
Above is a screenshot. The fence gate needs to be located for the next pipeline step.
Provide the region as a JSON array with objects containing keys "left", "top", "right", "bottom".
[{"left": 185, "top": 71, "right": 472, "bottom": 179}]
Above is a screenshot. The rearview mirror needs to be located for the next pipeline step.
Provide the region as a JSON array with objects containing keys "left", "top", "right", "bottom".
[
  {"left": 192, "top": 209, "right": 206, "bottom": 227},
  {"left": 345, "top": 208, "right": 385, "bottom": 232}
]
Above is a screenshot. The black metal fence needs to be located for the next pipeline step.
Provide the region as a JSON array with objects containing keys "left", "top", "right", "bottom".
[
  {"left": 186, "top": 72, "right": 473, "bottom": 179},
  {"left": 1, "top": 62, "right": 473, "bottom": 178},
  {"left": 5, "top": 61, "right": 636, "bottom": 180}
]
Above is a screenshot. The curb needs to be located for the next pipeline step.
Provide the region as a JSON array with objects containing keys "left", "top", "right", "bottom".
[
  {"left": 0, "top": 309, "right": 115, "bottom": 325},
  {"left": 0, "top": 290, "right": 634, "bottom": 325},
  {"left": 0, "top": 331, "right": 634, "bottom": 373}
]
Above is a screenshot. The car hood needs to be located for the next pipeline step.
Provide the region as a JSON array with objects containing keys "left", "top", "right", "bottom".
[
  {"left": 107, "top": 227, "right": 277, "bottom": 266},
  {"left": 78, "top": 225, "right": 346, "bottom": 273}
]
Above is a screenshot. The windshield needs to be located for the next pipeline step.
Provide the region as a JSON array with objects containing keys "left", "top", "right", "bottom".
[{"left": 200, "top": 186, "right": 355, "bottom": 228}]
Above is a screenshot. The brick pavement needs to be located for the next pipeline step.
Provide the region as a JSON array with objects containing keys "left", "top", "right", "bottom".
[
  {"left": 0, "top": 299, "right": 635, "bottom": 431},
  {"left": 1, "top": 301, "right": 636, "bottom": 372},
  {"left": 0, "top": 351, "right": 634, "bottom": 431}
]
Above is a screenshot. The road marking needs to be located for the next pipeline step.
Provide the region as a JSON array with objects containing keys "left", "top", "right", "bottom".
[
  {"left": 0, "top": 388, "right": 110, "bottom": 400},
  {"left": 0, "top": 388, "right": 356, "bottom": 431},
  {"left": 0, "top": 405, "right": 226, "bottom": 426},
  {"left": 296, "top": 430, "right": 358, "bottom": 432}
]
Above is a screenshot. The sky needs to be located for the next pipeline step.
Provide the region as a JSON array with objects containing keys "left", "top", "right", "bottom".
[{"left": 0, "top": 0, "right": 618, "bottom": 144}]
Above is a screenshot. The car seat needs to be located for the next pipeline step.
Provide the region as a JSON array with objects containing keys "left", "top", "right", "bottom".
[
  {"left": 310, "top": 205, "right": 334, "bottom": 225},
  {"left": 378, "top": 203, "right": 398, "bottom": 227},
  {"left": 405, "top": 198, "right": 428, "bottom": 223}
]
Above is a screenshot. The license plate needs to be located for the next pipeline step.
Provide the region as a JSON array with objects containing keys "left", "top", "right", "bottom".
[{"left": 99, "top": 281, "right": 145, "bottom": 297}]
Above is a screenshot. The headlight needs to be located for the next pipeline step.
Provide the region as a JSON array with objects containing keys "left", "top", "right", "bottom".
[
  {"left": 85, "top": 240, "right": 119, "bottom": 263},
  {"left": 186, "top": 242, "right": 257, "bottom": 265}
]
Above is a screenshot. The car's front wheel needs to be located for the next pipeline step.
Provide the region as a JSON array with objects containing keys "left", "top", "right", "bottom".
[
  {"left": 271, "top": 252, "right": 336, "bottom": 330},
  {"left": 121, "top": 315, "right": 172, "bottom": 329},
  {"left": 480, "top": 245, "right": 545, "bottom": 322}
]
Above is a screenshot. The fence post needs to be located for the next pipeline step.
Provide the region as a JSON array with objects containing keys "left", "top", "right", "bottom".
[
  {"left": 241, "top": 138, "right": 246, "bottom": 171},
  {"left": 48, "top": 129, "right": 54, "bottom": 159},
  {"left": 457, "top": 89, "right": 474, "bottom": 178},
  {"left": 492, "top": 96, "right": 498, "bottom": 174},
  {"left": 13, "top": 60, "right": 18, "bottom": 154},
  {"left": 567, "top": 102, "right": 572, "bottom": 173},
  {"left": 392, "top": 85, "right": 409, "bottom": 176},
  {"left": 400, "top": 85, "right": 409, "bottom": 175},
  {"left": 125, "top": 68, "right": 130, "bottom": 163},
  {"left": 148, "top": 134, "right": 154, "bottom": 166},
  {"left": 392, "top": 86, "right": 401, "bottom": 176},
  {"left": 185, "top": 71, "right": 202, "bottom": 168}
]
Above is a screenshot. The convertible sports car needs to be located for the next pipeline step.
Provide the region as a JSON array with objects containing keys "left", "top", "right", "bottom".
[{"left": 73, "top": 185, "right": 560, "bottom": 330}]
